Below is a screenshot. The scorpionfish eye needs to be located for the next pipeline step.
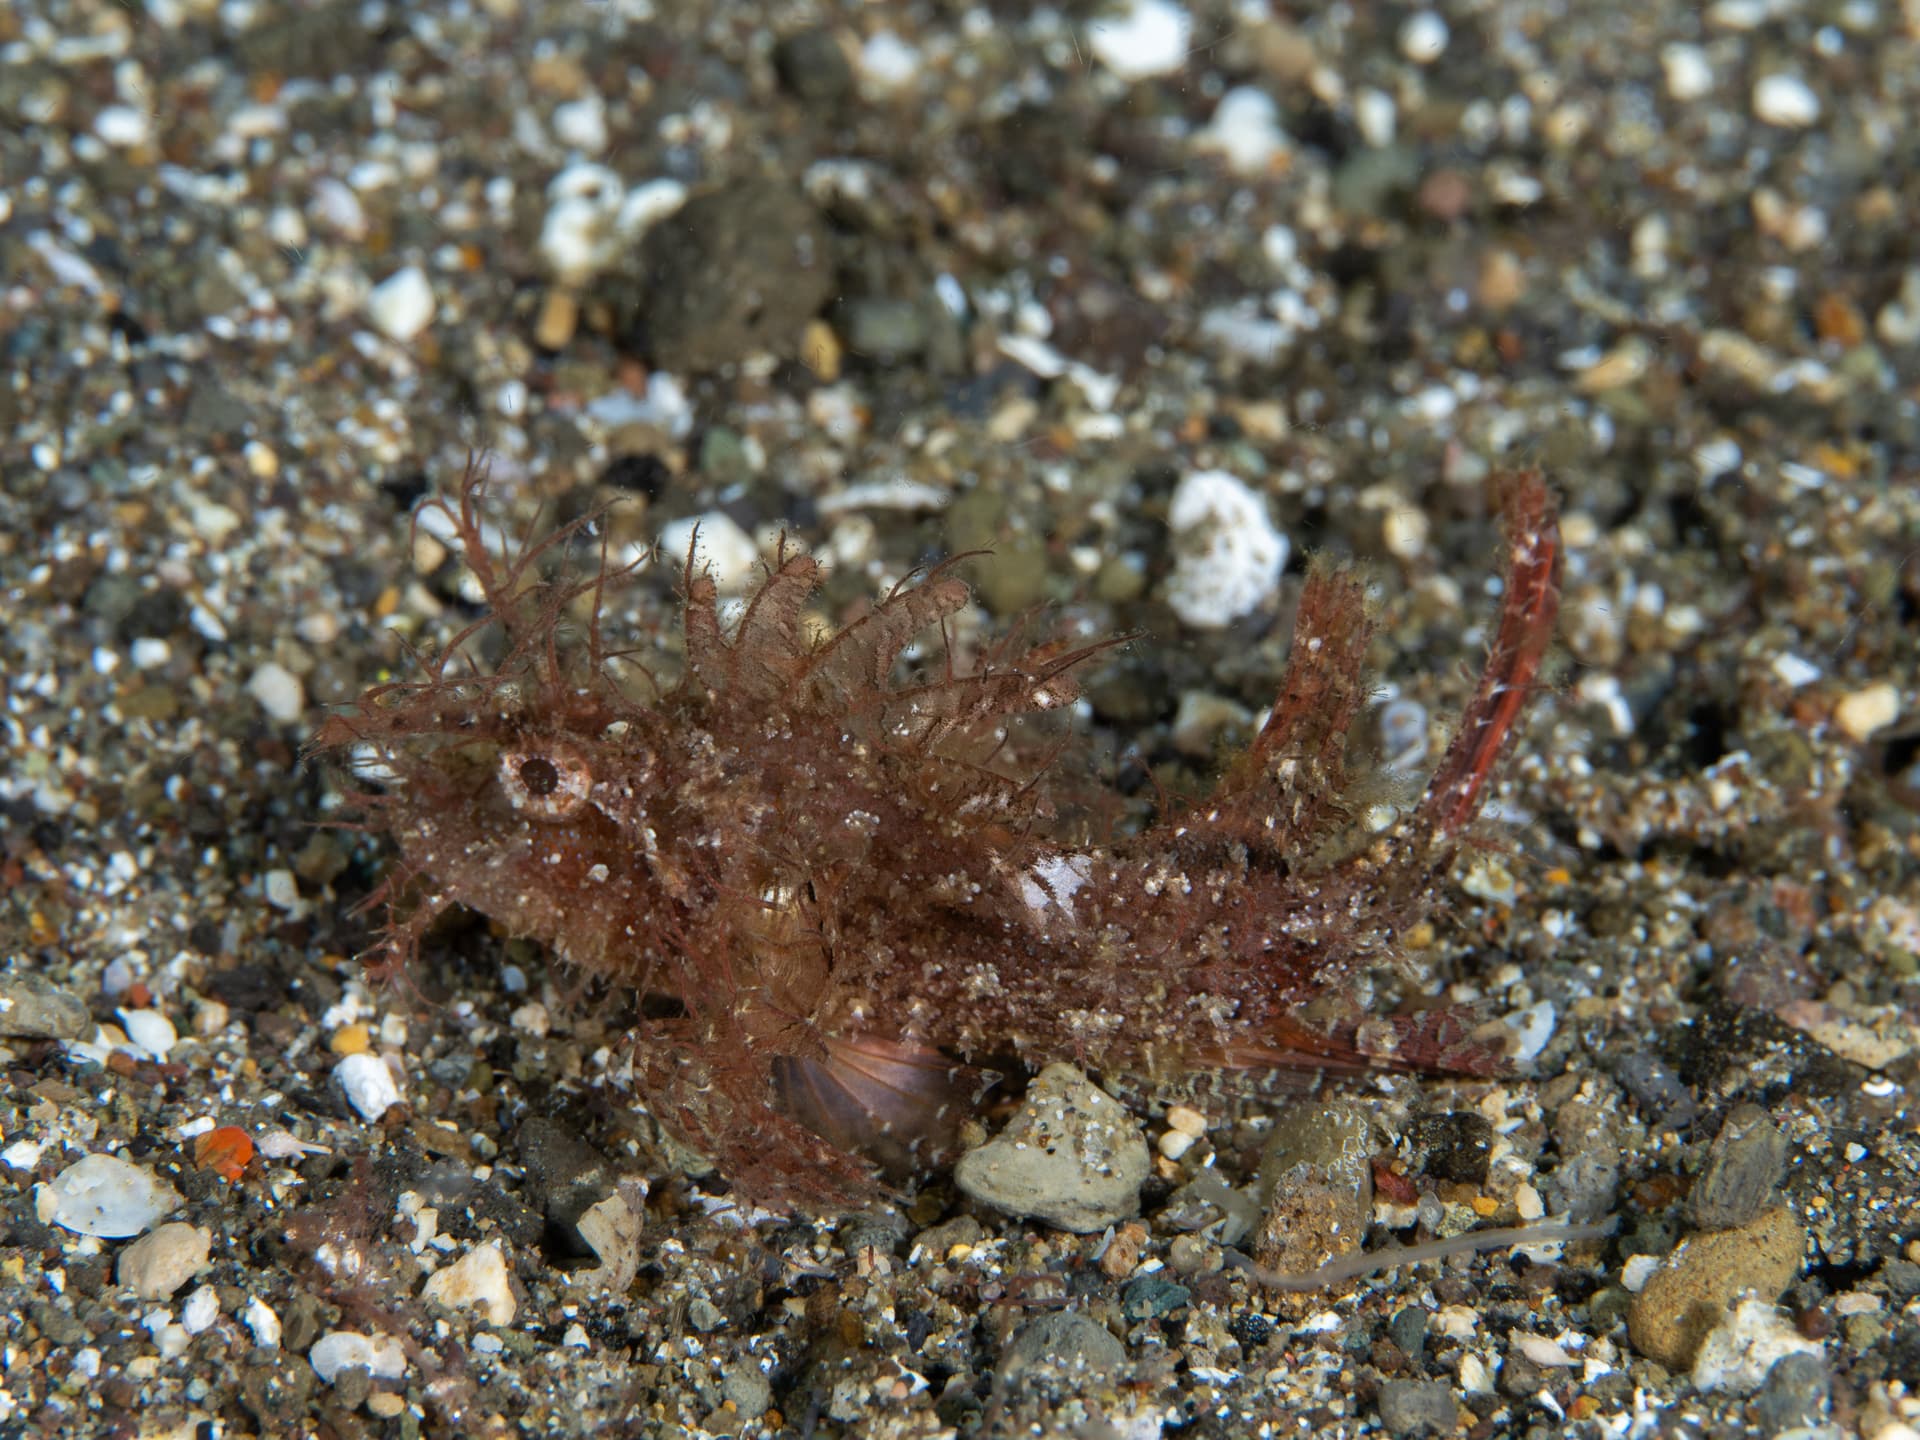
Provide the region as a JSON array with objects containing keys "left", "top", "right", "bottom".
[{"left": 497, "top": 738, "right": 593, "bottom": 821}]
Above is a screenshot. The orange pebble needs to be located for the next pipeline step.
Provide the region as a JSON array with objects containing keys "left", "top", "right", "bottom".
[{"left": 195, "top": 1126, "right": 255, "bottom": 1183}]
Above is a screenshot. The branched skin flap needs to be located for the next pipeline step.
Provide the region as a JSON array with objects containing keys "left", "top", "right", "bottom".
[{"left": 313, "top": 465, "right": 1562, "bottom": 1210}]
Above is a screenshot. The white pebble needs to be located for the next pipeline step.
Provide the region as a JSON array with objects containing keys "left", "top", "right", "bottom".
[
  {"left": 1399, "top": 12, "right": 1450, "bottom": 64},
  {"left": 1693, "top": 1298, "right": 1824, "bottom": 1396},
  {"left": 658, "top": 512, "right": 760, "bottom": 595},
  {"left": 1771, "top": 652, "right": 1822, "bottom": 689},
  {"left": 244, "top": 1296, "right": 283, "bottom": 1348},
  {"left": 1514, "top": 1182, "right": 1545, "bottom": 1221},
  {"left": 117, "top": 1007, "right": 177, "bottom": 1061},
  {"left": 616, "top": 177, "right": 688, "bottom": 239},
  {"left": 1621, "top": 1253, "right": 1662, "bottom": 1292},
  {"left": 365, "top": 264, "right": 436, "bottom": 342},
  {"left": 38, "top": 1153, "right": 182, "bottom": 1238},
  {"left": 1660, "top": 43, "right": 1715, "bottom": 101},
  {"left": 180, "top": 1284, "right": 220, "bottom": 1335},
  {"left": 93, "top": 104, "right": 151, "bottom": 147},
  {"left": 1752, "top": 74, "right": 1820, "bottom": 127},
  {"left": 421, "top": 1240, "right": 517, "bottom": 1326},
  {"left": 309, "top": 177, "right": 368, "bottom": 239},
  {"left": 509, "top": 1001, "right": 551, "bottom": 1037},
  {"left": 117, "top": 1222, "right": 212, "bottom": 1299},
  {"left": 1514, "top": 1333, "right": 1578, "bottom": 1367},
  {"left": 334, "top": 1051, "right": 403, "bottom": 1123},
  {"left": 1835, "top": 682, "right": 1898, "bottom": 741},
  {"left": 1194, "top": 88, "right": 1289, "bottom": 175},
  {"left": 247, "top": 662, "right": 305, "bottom": 724},
  {"left": 1157, "top": 1129, "right": 1196, "bottom": 1160},
  {"left": 1162, "top": 470, "right": 1289, "bottom": 629},
  {"left": 1503, "top": 1000, "right": 1557, "bottom": 1064},
  {"left": 551, "top": 93, "right": 608, "bottom": 154},
  {"left": 263, "top": 868, "right": 302, "bottom": 912},
  {"left": 1354, "top": 88, "right": 1397, "bottom": 148},
  {"left": 309, "top": 1330, "right": 409, "bottom": 1385},
  {"left": 858, "top": 31, "right": 921, "bottom": 92},
  {"left": 1088, "top": 0, "right": 1192, "bottom": 81},
  {"left": 1165, "top": 1105, "right": 1207, "bottom": 1137},
  {"left": 539, "top": 191, "right": 610, "bottom": 283}
]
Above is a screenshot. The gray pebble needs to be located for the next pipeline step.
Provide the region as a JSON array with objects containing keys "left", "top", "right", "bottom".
[
  {"left": 1879, "top": 1258, "right": 1920, "bottom": 1301},
  {"left": 842, "top": 298, "right": 929, "bottom": 359},
  {"left": 999, "top": 1311, "right": 1125, "bottom": 1386},
  {"left": 1690, "top": 1104, "right": 1787, "bottom": 1231},
  {"left": 954, "top": 1063, "right": 1149, "bottom": 1233},
  {"left": 1617, "top": 1052, "right": 1698, "bottom": 1129},
  {"left": 1388, "top": 1306, "right": 1429, "bottom": 1360},
  {"left": 1253, "top": 1099, "right": 1374, "bottom": 1273},
  {"left": 720, "top": 1363, "right": 772, "bottom": 1420},
  {"left": 1751, "top": 1350, "right": 1829, "bottom": 1434},
  {"left": 0, "top": 973, "right": 91, "bottom": 1040},
  {"left": 632, "top": 180, "right": 834, "bottom": 372},
  {"left": 1120, "top": 1275, "right": 1190, "bottom": 1320},
  {"left": 1375, "top": 1378, "right": 1461, "bottom": 1437}
]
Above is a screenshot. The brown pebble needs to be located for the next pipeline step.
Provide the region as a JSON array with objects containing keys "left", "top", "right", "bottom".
[
  {"left": 534, "top": 289, "right": 579, "bottom": 351},
  {"left": 1626, "top": 1205, "right": 1805, "bottom": 1370},
  {"left": 1101, "top": 1222, "right": 1147, "bottom": 1278}
]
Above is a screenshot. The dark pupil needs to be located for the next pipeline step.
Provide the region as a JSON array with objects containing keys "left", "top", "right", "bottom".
[{"left": 519, "top": 757, "right": 560, "bottom": 797}]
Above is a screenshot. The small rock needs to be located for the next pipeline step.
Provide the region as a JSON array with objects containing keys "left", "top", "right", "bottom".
[
  {"left": 1087, "top": 0, "right": 1191, "bottom": 81},
  {"left": 572, "top": 1194, "right": 644, "bottom": 1292},
  {"left": 721, "top": 1363, "right": 774, "bottom": 1420},
  {"left": 1690, "top": 1104, "right": 1787, "bottom": 1230},
  {"left": 633, "top": 180, "right": 834, "bottom": 371},
  {"left": 1163, "top": 469, "right": 1288, "bottom": 629},
  {"left": 179, "top": 1284, "right": 220, "bottom": 1335},
  {"left": 39, "top": 1153, "right": 183, "bottom": 1238},
  {"left": 0, "top": 974, "right": 90, "bottom": 1040},
  {"left": 1617, "top": 1051, "right": 1697, "bottom": 1129},
  {"left": 333, "top": 1052, "right": 402, "bottom": 1122},
  {"left": 657, "top": 512, "right": 760, "bottom": 594},
  {"left": 1120, "top": 1275, "right": 1190, "bottom": 1319},
  {"left": 1834, "top": 682, "right": 1898, "bottom": 742},
  {"left": 247, "top": 662, "right": 305, "bottom": 725},
  {"left": 1254, "top": 1100, "right": 1374, "bottom": 1273},
  {"left": 1627, "top": 1206, "right": 1806, "bottom": 1370},
  {"left": 1170, "top": 690, "right": 1254, "bottom": 759},
  {"left": 1408, "top": 1111, "right": 1494, "bottom": 1186},
  {"left": 773, "top": 27, "right": 854, "bottom": 106},
  {"left": 1692, "top": 1298, "right": 1824, "bottom": 1397},
  {"left": 309, "top": 1330, "right": 408, "bottom": 1385},
  {"left": 365, "top": 265, "right": 435, "bottom": 342},
  {"left": 841, "top": 297, "right": 928, "bottom": 358},
  {"left": 1751, "top": 1348, "right": 1831, "bottom": 1430},
  {"left": 1376, "top": 1378, "right": 1460, "bottom": 1436},
  {"left": 244, "top": 1296, "right": 283, "bottom": 1348},
  {"left": 954, "top": 1063, "right": 1150, "bottom": 1233},
  {"left": 116, "top": 1222, "right": 212, "bottom": 1299},
  {"left": 421, "top": 1240, "right": 516, "bottom": 1326},
  {"left": 1000, "top": 1312, "right": 1126, "bottom": 1385},
  {"left": 1397, "top": 12, "right": 1449, "bottom": 65},
  {"left": 687, "top": 1296, "right": 725, "bottom": 1332},
  {"left": 1752, "top": 74, "right": 1821, "bottom": 128},
  {"left": 117, "top": 1007, "right": 177, "bottom": 1060}
]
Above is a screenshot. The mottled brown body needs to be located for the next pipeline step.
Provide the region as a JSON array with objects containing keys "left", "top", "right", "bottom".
[{"left": 315, "top": 465, "right": 1561, "bottom": 1209}]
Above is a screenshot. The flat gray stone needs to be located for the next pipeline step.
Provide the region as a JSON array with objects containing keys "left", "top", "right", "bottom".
[
  {"left": 1690, "top": 1103, "right": 1787, "bottom": 1231},
  {"left": 0, "top": 973, "right": 90, "bottom": 1040},
  {"left": 954, "top": 1063, "right": 1148, "bottom": 1233}
]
